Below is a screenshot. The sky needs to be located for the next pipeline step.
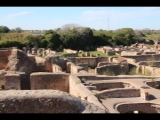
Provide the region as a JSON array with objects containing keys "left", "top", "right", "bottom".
[{"left": 0, "top": 7, "right": 160, "bottom": 31}]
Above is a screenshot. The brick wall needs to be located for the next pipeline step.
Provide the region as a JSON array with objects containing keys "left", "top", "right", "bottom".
[
  {"left": 116, "top": 103, "right": 160, "bottom": 113},
  {"left": 30, "top": 73, "right": 69, "bottom": 93}
]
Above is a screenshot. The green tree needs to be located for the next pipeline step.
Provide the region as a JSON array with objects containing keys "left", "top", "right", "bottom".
[
  {"left": 0, "top": 26, "right": 10, "bottom": 33},
  {"left": 10, "top": 27, "right": 23, "bottom": 33},
  {"left": 112, "top": 28, "right": 137, "bottom": 46},
  {"left": 43, "top": 30, "right": 61, "bottom": 50}
]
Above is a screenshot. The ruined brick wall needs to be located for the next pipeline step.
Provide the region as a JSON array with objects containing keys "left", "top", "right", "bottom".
[
  {"left": 0, "top": 90, "right": 107, "bottom": 113},
  {"left": 96, "top": 88, "right": 141, "bottom": 99},
  {"left": 121, "top": 51, "right": 141, "bottom": 56},
  {"left": 122, "top": 54, "right": 160, "bottom": 62},
  {"left": 97, "top": 62, "right": 110, "bottom": 67},
  {"left": 4, "top": 72, "right": 29, "bottom": 90},
  {"left": 95, "top": 64, "right": 129, "bottom": 75},
  {"left": 52, "top": 64, "right": 63, "bottom": 73},
  {"left": 5, "top": 49, "right": 37, "bottom": 75},
  {"left": 138, "top": 65, "right": 160, "bottom": 76},
  {"left": 138, "top": 61, "right": 160, "bottom": 67},
  {"left": 89, "top": 82, "right": 126, "bottom": 90},
  {"left": 75, "top": 57, "right": 97, "bottom": 68},
  {"left": 0, "top": 49, "right": 12, "bottom": 70},
  {"left": 69, "top": 75, "right": 106, "bottom": 109},
  {"left": 97, "top": 57, "right": 109, "bottom": 65},
  {"left": 5, "top": 74, "right": 21, "bottom": 90},
  {"left": 0, "top": 70, "right": 7, "bottom": 86},
  {"left": 116, "top": 103, "right": 160, "bottom": 113},
  {"left": 30, "top": 73, "right": 69, "bottom": 93},
  {"left": 71, "top": 64, "right": 85, "bottom": 74}
]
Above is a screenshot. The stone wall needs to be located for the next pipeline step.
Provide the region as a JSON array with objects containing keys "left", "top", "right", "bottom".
[
  {"left": 122, "top": 54, "right": 160, "bottom": 62},
  {"left": 5, "top": 49, "right": 37, "bottom": 75},
  {"left": 88, "top": 82, "right": 133, "bottom": 91},
  {"left": 121, "top": 51, "right": 141, "bottom": 56},
  {"left": 136, "top": 65, "right": 160, "bottom": 76},
  {"left": 75, "top": 57, "right": 109, "bottom": 68},
  {"left": 69, "top": 75, "right": 106, "bottom": 109},
  {"left": 116, "top": 103, "right": 160, "bottom": 113},
  {"left": 4, "top": 72, "right": 29, "bottom": 90},
  {"left": 0, "top": 49, "right": 12, "bottom": 70},
  {"left": 52, "top": 64, "right": 63, "bottom": 73},
  {"left": 30, "top": 73, "right": 69, "bottom": 93},
  {"left": 71, "top": 64, "right": 85, "bottom": 74},
  {"left": 0, "top": 70, "right": 7, "bottom": 86},
  {"left": 0, "top": 90, "right": 108, "bottom": 113},
  {"left": 138, "top": 61, "right": 160, "bottom": 67},
  {"left": 95, "top": 63, "right": 129, "bottom": 75},
  {"left": 95, "top": 88, "right": 141, "bottom": 99}
]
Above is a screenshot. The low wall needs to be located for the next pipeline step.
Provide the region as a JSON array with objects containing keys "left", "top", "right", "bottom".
[
  {"left": 95, "top": 88, "right": 141, "bottom": 99},
  {"left": 30, "top": 72, "right": 69, "bottom": 93},
  {"left": 95, "top": 63, "right": 129, "bottom": 75},
  {"left": 89, "top": 82, "right": 133, "bottom": 90},
  {"left": 136, "top": 65, "right": 160, "bottom": 76},
  {"left": 4, "top": 72, "right": 29, "bottom": 90},
  {"left": 67, "top": 62, "right": 86, "bottom": 74},
  {"left": 0, "top": 90, "right": 108, "bottom": 113},
  {"left": 121, "top": 51, "right": 141, "bottom": 56},
  {"left": 69, "top": 75, "right": 106, "bottom": 109},
  {"left": 97, "top": 62, "right": 110, "bottom": 67},
  {"left": 122, "top": 54, "right": 160, "bottom": 62},
  {"left": 75, "top": 57, "right": 109, "bottom": 68},
  {"left": 116, "top": 102, "right": 160, "bottom": 113}
]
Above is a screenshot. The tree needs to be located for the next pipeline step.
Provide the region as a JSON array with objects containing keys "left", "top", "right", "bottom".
[
  {"left": 23, "top": 34, "right": 36, "bottom": 47},
  {"left": 134, "top": 30, "right": 145, "bottom": 43},
  {"left": 10, "top": 27, "right": 23, "bottom": 33},
  {"left": 112, "top": 28, "right": 137, "bottom": 46},
  {"left": 0, "top": 26, "right": 10, "bottom": 33},
  {"left": 43, "top": 30, "right": 61, "bottom": 50}
]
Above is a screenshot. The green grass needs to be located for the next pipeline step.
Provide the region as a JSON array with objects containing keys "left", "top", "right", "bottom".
[
  {"left": 78, "top": 51, "right": 120, "bottom": 57},
  {"left": 56, "top": 50, "right": 120, "bottom": 58}
]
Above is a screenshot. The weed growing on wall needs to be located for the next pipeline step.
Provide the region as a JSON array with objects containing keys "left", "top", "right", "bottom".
[{"left": 101, "top": 69, "right": 115, "bottom": 76}]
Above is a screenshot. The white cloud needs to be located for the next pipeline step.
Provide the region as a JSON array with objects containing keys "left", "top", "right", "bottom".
[
  {"left": 0, "top": 11, "right": 29, "bottom": 21},
  {"left": 79, "top": 7, "right": 160, "bottom": 23}
]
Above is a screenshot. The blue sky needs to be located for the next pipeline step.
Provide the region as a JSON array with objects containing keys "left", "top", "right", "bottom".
[{"left": 0, "top": 7, "right": 160, "bottom": 30}]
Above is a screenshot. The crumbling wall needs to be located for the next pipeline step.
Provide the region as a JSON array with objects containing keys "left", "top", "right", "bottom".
[
  {"left": 30, "top": 73, "right": 69, "bottom": 93},
  {"left": 0, "top": 90, "right": 108, "bottom": 113},
  {"left": 69, "top": 75, "right": 106, "bottom": 109},
  {"left": 95, "top": 88, "right": 141, "bottom": 99},
  {"left": 116, "top": 103, "right": 160, "bottom": 113},
  {"left": 5, "top": 49, "right": 37, "bottom": 74},
  {"left": 71, "top": 64, "right": 85, "bottom": 74},
  {"left": 122, "top": 54, "right": 160, "bottom": 62},
  {"left": 0, "top": 70, "right": 7, "bottom": 87},
  {"left": 76, "top": 57, "right": 97, "bottom": 68},
  {"left": 0, "top": 49, "right": 12, "bottom": 70},
  {"left": 121, "top": 51, "right": 141, "bottom": 56},
  {"left": 75, "top": 57, "right": 109, "bottom": 68},
  {"left": 95, "top": 63, "right": 129, "bottom": 75},
  {"left": 4, "top": 72, "right": 29, "bottom": 90},
  {"left": 52, "top": 64, "right": 63, "bottom": 73}
]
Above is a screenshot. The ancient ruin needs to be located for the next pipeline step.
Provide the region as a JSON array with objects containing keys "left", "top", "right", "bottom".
[{"left": 1, "top": 43, "right": 160, "bottom": 113}]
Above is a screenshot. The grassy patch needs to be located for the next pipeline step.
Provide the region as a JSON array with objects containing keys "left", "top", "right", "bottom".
[
  {"left": 127, "top": 67, "right": 144, "bottom": 76},
  {"left": 78, "top": 51, "right": 120, "bottom": 57},
  {"left": 101, "top": 69, "right": 115, "bottom": 76}
]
